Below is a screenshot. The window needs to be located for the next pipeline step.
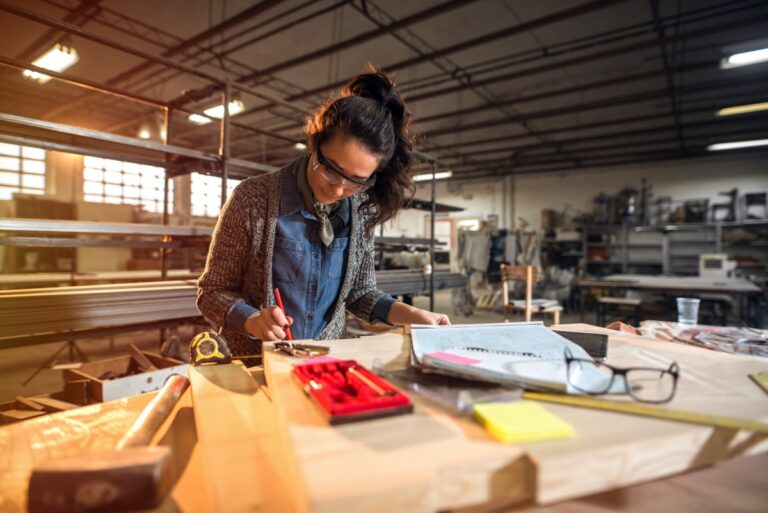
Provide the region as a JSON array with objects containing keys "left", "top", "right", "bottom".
[
  {"left": 0, "top": 143, "right": 46, "bottom": 199},
  {"left": 191, "top": 172, "right": 241, "bottom": 217},
  {"left": 83, "top": 156, "right": 172, "bottom": 214}
]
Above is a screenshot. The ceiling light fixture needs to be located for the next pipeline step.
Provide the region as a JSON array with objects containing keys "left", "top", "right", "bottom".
[
  {"left": 707, "top": 139, "right": 768, "bottom": 151},
  {"left": 188, "top": 98, "right": 246, "bottom": 125},
  {"left": 23, "top": 43, "right": 79, "bottom": 84},
  {"left": 413, "top": 170, "right": 453, "bottom": 182},
  {"left": 721, "top": 48, "right": 768, "bottom": 69},
  {"left": 716, "top": 101, "right": 768, "bottom": 117},
  {"left": 293, "top": 142, "right": 307, "bottom": 150}
]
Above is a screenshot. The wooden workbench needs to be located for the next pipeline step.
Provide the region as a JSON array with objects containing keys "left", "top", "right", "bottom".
[
  {"left": 1, "top": 325, "right": 767, "bottom": 513},
  {"left": 262, "top": 324, "right": 768, "bottom": 511}
]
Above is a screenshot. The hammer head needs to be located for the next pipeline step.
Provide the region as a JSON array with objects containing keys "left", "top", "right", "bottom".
[
  {"left": 28, "top": 446, "right": 173, "bottom": 513},
  {"left": 189, "top": 331, "right": 232, "bottom": 366}
]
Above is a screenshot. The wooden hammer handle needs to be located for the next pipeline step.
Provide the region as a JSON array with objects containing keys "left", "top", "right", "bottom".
[{"left": 116, "top": 374, "right": 189, "bottom": 450}]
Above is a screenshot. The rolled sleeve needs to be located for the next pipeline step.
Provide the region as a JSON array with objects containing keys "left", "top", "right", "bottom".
[
  {"left": 225, "top": 302, "right": 260, "bottom": 338},
  {"left": 371, "top": 294, "right": 396, "bottom": 324}
]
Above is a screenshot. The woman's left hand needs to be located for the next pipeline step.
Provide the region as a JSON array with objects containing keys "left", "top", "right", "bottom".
[
  {"left": 411, "top": 308, "right": 451, "bottom": 325},
  {"left": 387, "top": 302, "right": 450, "bottom": 325}
]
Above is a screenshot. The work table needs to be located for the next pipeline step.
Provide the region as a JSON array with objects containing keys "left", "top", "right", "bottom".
[{"left": 1, "top": 324, "right": 767, "bottom": 512}]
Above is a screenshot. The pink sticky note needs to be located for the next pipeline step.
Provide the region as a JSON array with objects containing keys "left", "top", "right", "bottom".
[{"left": 426, "top": 351, "right": 481, "bottom": 366}]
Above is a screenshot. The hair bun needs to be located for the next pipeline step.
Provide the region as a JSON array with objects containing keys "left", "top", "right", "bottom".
[{"left": 345, "top": 67, "right": 405, "bottom": 122}]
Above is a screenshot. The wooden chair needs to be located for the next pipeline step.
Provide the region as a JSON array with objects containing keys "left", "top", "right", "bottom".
[{"left": 500, "top": 264, "right": 562, "bottom": 325}]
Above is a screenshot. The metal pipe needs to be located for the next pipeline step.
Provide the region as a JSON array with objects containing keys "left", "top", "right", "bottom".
[
  {"left": 452, "top": 146, "right": 768, "bottom": 179},
  {"left": 238, "top": 0, "right": 479, "bottom": 82},
  {"left": 406, "top": 13, "right": 762, "bottom": 104},
  {"left": 398, "top": 0, "right": 764, "bottom": 96},
  {"left": 220, "top": 80, "right": 232, "bottom": 207},
  {"left": 161, "top": 106, "right": 172, "bottom": 281},
  {"left": 648, "top": 0, "right": 684, "bottom": 151},
  {"left": 0, "top": 56, "right": 166, "bottom": 109},
  {"left": 280, "top": 0, "right": 630, "bottom": 104},
  {"left": 0, "top": 0, "right": 225, "bottom": 84},
  {"left": 430, "top": 162, "right": 437, "bottom": 312},
  {"left": 447, "top": 125, "right": 768, "bottom": 171},
  {"left": 448, "top": 115, "right": 768, "bottom": 160}
]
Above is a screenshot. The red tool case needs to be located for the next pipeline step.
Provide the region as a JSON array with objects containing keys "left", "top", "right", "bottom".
[{"left": 292, "top": 359, "right": 413, "bottom": 424}]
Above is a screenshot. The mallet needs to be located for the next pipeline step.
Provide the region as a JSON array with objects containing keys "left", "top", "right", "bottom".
[{"left": 27, "top": 374, "right": 189, "bottom": 513}]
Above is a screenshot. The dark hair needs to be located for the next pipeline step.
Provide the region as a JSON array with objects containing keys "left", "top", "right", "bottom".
[{"left": 305, "top": 66, "right": 414, "bottom": 235}]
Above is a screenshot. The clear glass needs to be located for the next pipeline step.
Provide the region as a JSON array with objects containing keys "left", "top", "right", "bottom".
[
  {"left": 676, "top": 297, "right": 700, "bottom": 326},
  {"left": 315, "top": 147, "right": 376, "bottom": 192},
  {"left": 565, "top": 348, "right": 679, "bottom": 403}
]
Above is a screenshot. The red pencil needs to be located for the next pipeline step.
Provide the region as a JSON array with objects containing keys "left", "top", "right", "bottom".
[{"left": 273, "top": 287, "right": 293, "bottom": 341}]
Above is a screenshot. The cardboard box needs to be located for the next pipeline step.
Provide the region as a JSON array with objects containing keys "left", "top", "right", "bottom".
[{"left": 63, "top": 351, "right": 188, "bottom": 403}]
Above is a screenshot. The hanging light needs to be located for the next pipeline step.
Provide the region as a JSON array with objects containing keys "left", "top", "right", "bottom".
[
  {"left": 716, "top": 101, "right": 768, "bottom": 117},
  {"left": 23, "top": 43, "right": 79, "bottom": 84},
  {"left": 721, "top": 47, "right": 768, "bottom": 69},
  {"left": 413, "top": 170, "right": 453, "bottom": 182},
  {"left": 188, "top": 98, "right": 245, "bottom": 125},
  {"left": 707, "top": 139, "right": 768, "bottom": 151}
]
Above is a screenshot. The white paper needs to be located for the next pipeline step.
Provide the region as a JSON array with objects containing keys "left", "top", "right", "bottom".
[{"left": 411, "top": 322, "right": 624, "bottom": 393}]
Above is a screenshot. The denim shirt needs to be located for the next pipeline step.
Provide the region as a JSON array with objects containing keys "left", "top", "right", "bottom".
[{"left": 228, "top": 164, "right": 395, "bottom": 339}]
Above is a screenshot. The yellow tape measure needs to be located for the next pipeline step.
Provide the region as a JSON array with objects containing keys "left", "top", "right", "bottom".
[{"left": 523, "top": 391, "right": 768, "bottom": 435}]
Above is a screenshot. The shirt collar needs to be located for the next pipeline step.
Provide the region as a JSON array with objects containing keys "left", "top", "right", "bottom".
[{"left": 279, "top": 156, "right": 350, "bottom": 225}]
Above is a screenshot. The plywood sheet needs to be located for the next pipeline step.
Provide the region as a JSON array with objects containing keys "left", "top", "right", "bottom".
[
  {"left": 263, "top": 334, "right": 534, "bottom": 513},
  {"left": 263, "top": 329, "right": 768, "bottom": 510}
]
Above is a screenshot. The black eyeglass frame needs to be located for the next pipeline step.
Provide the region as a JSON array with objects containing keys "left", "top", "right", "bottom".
[
  {"left": 315, "top": 146, "right": 378, "bottom": 189},
  {"left": 564, "top": 347, "right": 680, "bottom": 404}
]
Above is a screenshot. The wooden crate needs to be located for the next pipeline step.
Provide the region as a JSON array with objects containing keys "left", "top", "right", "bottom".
[{"left": 63, "top": 351, "right": 188, "bottom": 403}]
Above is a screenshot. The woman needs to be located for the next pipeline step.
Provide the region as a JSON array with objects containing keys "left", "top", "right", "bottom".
[{"left": 197, "top": 68, "right": 449, "bottom": 357}]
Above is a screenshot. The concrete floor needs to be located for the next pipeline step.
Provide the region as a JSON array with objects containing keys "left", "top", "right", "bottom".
[{"left": 0, "top": 289, "right": 583, "bottom": 404}]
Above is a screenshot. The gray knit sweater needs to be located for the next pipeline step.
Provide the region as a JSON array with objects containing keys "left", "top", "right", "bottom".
[{"left": 196, "top": 157, "right": 386, "bottom": 356}]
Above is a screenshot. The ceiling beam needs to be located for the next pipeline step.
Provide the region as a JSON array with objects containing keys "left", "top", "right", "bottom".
[
  {"left": 420, "top": 72, "right": 767, "bottom": 138},
  {"left": 273, "top": 0, "right": 631, "bottom": 105},
  {"left": 237, "top": 0, "right": 480, "bottom": 83},
  {"left": 405, "top": 13, "right": 763, "bottom": 104}
]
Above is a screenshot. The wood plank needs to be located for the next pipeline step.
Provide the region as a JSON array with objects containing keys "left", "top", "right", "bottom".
[
  {"left": 1, "top": 409, "right": 46, "bottom": 423},
  {"left": 128, "top": 344, "right": 158, "bottom": 371},
  {"left": 189, "top": 362, "right": 296, "bottom": 513},
  {"left": 262, "top": 334, "right": 534, "bottom": 513},
  {"left": 14, "top": 396, "right": 45, "bottom": 412},
  {"left": 28, "top": 397, "right": 79, "bottom": 412}
]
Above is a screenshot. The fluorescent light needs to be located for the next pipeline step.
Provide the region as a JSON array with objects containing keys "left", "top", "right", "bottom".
[
  {"left": 413, "top": 170, "right": 452, "bottom": 182},
  {"left": 293, "top": 142, "right": 307, "bottom": 150},
  {"left": 707, "top": 139, "right": 768, "bottom": 151},
  {"left": 716, "top": 101, "right": 768, "bottom": 117},
  {"left": 721, "top": 48, "right": 768, "bottom": 69},
  {"left": 188, "top": 99, "right": 245, "bottom": 125},
  {"left": 23, "top": 44, "right": 79, "bottom": 84}
]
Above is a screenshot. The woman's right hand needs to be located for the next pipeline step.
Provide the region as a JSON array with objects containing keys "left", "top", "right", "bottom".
[{"left": 244, "top": 307, "right": 294, "bottom": 341}]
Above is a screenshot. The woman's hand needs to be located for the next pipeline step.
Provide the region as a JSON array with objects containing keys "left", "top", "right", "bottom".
[
  {"left": 244, "top": 307, "right": 294, "bottom": 341},
  {"left": 387, "top": 302, "right": 450, "bottom": 326},
  {"left": 410, "top": 308, "right": 451, "bottom": 325}
]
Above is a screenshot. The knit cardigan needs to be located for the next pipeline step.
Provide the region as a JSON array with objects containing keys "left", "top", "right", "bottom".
[{"left": 196, "top": 157, "right": 385, "bottom": 356}]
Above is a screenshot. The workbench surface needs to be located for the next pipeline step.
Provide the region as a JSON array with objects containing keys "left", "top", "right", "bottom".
[{"left": 1, "top": 324, "right": 767, "bottom": 513}]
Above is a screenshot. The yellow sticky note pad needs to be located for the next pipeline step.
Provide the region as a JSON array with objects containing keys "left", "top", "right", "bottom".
[{"left": 473, "top": 401, "right": 576, "bottom": 444}]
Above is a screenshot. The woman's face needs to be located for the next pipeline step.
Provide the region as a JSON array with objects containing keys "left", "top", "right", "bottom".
[{"left": 307, "top": 134, "right": 380, "bottom": 204}]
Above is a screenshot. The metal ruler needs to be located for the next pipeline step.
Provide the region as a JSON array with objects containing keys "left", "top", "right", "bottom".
[{"left": 523, "top": 391, "right": 768, "bottom": 434}]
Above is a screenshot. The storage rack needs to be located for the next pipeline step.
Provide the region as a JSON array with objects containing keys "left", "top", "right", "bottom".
[{"left": 582, "top": 220, "right": 768, "bottom": 279}]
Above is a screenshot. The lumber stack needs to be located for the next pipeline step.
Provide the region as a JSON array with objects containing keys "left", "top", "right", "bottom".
[{"left": 0, "top": 280, "right": 200, "bottom": 346}]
